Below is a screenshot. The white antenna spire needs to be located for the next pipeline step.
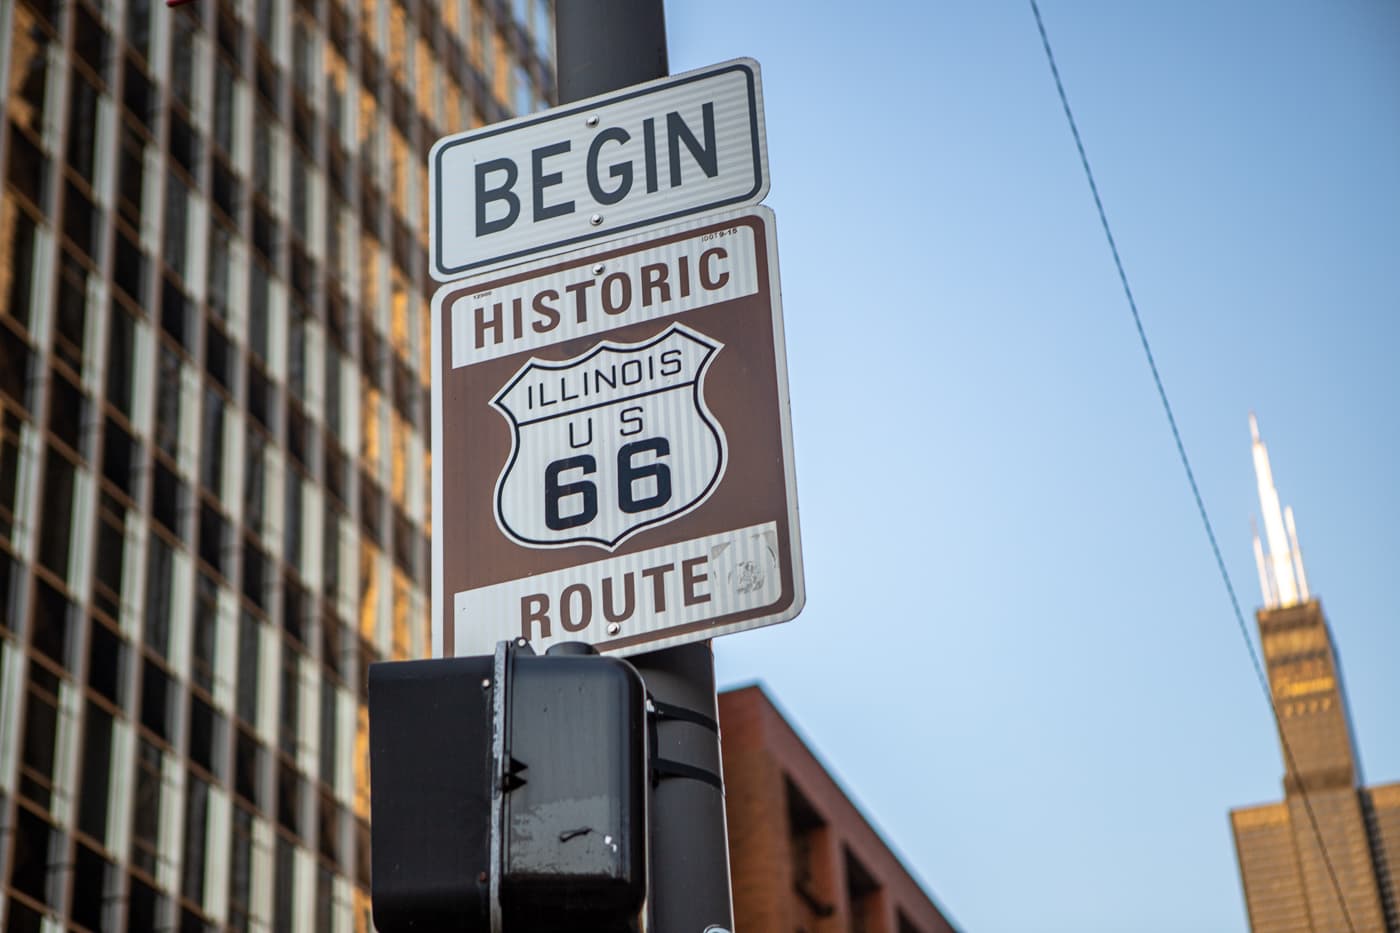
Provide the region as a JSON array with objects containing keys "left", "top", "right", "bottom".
[
  {"left": 1250, "top": 413, "right": 1309, "bottom": 608},
  {"left": 1252, "top": 518, "right": 1274, "bottom": 606},
  {"left": 1285, "top": 506, "right": 1310, "bottom": 603}
]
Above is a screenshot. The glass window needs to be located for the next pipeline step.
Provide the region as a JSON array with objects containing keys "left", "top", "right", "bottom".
[
  {"left": 285, "top": 471, "right": 303, "bottom": 573},
  {"left": 164, "top": 170, "right": 191, "bottom": 280},
  {"left": 154, "top": 343, "right": 181, "bottom": 458},
  {"left": 193, "top": 572, "right": 220, "bottom": 691},
  {"left": 112, "top": 226, "right": 147, "bottom": 305},
  {"left": 0, "top": 548, "right": 20, "bottom": 635},
  {"left": 126, "top": 0, "right": 152, "bottom": 60},
  {"left": 71, "top": 840, "right": 116, "bottom": 931},
  {"left": 256, "top": 0, "right": 277, "bottom": 50},
  {"left": 183, "top": 772, "right": 211, "bottom": 902},
  {"left": 319, "top": 678, "right": 338, "bottom": 786},
  {"left": 244, "top": 428, "right": 266, "bottom": 533},
  {"left": 131, "top": 738, "right": 164, "bottom": 873},
  {"left": 10, "top": 805, "right": 62, "bottom": 910},
  {"left": 78, "top": 699, "right": 115, "bottom": 840},
  {"left": 0, "top": 408, "right": 25, "bottom": 544},
  {"left": 359, "top": 87, "right": 380, "bottom": 176},
  {"left": 151, "top": 456, "right": 187, "bottom": 540},
  {"left": 67, "top": 68, "right": 104, "bottom": 184},
  {"left": 9, "top": 6, "right": 53, "bottom": 136},
  {"left": 534, "top": 0, "right": 552, "bottom": 60},
  {"left": 63, "top": 177, "right": 101, "bottom": 260},
  {"left": 31, "top": 574, "right": 76, "bottom": 669},
  {"left": 208, "top": 221, "right": 234, "bottom": 316},
  {"left": 171, "top": 28, "right": 197, "bottom": 110},
  {"left": 37, "top": 443, "right": 77, "bottom": 579},
  {"left": 274, "top": 834, "right": 297, "bottom": 928},
  {"left": 189, "top": 692, "right": 227, "bottom": 781},
  {"left": 123, "top": 56, "right": 155, "bottom": 130},
  {"left": 144, "top": 532, "right": 174, "bottom": 657},
  {"left": 168, "top": 110, "right": 201, "bottom": 179},
  {"left": 47, "top": 366, "right": 86, "bottom": 454},
  {"left": 7, "top": 120, "right": 50, "bottom": 219},
  {"left": 201, "top": 387, "right": 226, "bottom": 495},
  {"left": 253, "top": 112, "right": 273, "bottom": 195},
  {"left": 0, "top": 201, "right": 41, "bottom": 331},
  {"left": 127, "top": 872, "right": 168, "bottom": 931},
  {"left": 105, "top": 300, "right": 138, "bottom": 417},
  {"left": 198, "top": 500, "right": 229, "bottom": 576},
  {"left": 229, "top": 803, "right": 255, "bottom": 932},
  {"left": 214, "top": 58, "right": 237, "bottom": 156},
  {"left": 235, "top": 726, "right": 266, "bottom": 807},
  {"left": 117, "top": 122, "right": 146, "bottom": 228},
  {"left": 93, "top": 490, "right": 127, "bottom": 617},
  {"left": 161, "top": 275, "right": 191, "bottom": 352},
  {"left": 54, "top": 250, "right": 91, "bottom": 375},
  {"left": 20, "top": 660, "right": 62, "bottom": 810},
  {"left": 247, "top": 361, "right": 276, "bottom": 434},
  {"left": 237, "top": 610, "right": 261, "bottom": 726},
  {"left": 87, "top": 617, "right": 128, "bottom": 703},
  {"left": 279, "top": 641, "right": 300, "bottom": 757},
  {"left": 243, "top": 535, "right": 269, "bottom": 611},
  {"left": 139, "top": 655, "right": 174, "bottom": 740},
  {"left": 512, "top": 64, "right": 533, "bottom": 117},
  {"left": 290, "top": 156, "right": 310, "bottom": 242},
  {"left": 293, "top": 17, "right": 315, "bottom": 95}
]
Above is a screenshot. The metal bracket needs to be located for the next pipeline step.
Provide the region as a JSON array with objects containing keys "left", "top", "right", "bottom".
[
  {"left": 487, "top": 638, "right": 533, "bottom": 933},
  {"left": 647, "top": 694, "right": 724, "bottom": 790}
]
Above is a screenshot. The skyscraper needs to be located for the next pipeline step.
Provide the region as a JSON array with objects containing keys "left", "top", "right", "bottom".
[
  {"left": 1231, "top": 416, "right": 1400, "bottom": 933},
  {"left": 0, "top": 0, "right": 553, "bottom": 928}
]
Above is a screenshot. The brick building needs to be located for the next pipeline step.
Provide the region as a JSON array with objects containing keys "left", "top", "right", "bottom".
[{"left": 720, "top": 685, "right": 960, "bottom": 933}]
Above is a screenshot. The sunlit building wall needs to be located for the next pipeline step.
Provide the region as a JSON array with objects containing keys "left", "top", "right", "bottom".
[
  {"left": 1230, "top": 421, "right": 1400, "bottom": 933},
  {"left": 1230, "top": 600, "right": 1400, "bottom": 933},
  {"left": 0, "top": 0, "right": 553, "bottom": 928}
]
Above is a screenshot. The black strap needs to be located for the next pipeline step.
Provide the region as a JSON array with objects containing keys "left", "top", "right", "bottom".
[
  {"left": 649, "top": 698, "right": 719, "bottom": 734},
  {"left": 651, "top": 757, "right": 724, "bottom": 790},
  {"left": 646, "top": 694, "right": 723, "bottom": 789}
]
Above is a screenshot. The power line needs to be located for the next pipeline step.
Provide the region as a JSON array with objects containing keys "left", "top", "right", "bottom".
[{"left": 1025, "top": 4, "right": 1360, "bottom": 932}]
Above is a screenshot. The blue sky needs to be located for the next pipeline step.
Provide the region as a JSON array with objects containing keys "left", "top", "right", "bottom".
[{"left": 662, "top": 2, "right": 1400, "bottom": 930}]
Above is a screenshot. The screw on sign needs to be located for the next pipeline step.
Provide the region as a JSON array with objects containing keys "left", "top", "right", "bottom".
[{"left": 430, "top": 206, "right": 803, "bottom": 659}]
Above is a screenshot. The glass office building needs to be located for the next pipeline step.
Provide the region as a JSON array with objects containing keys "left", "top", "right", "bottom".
[{"left": 0, "top": 0, "right": 553, "bottom": 928}]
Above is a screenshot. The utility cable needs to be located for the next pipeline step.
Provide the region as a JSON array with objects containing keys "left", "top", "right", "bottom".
[{"left": 1027, "top": 3, "right": 1360, "bottom": 931}]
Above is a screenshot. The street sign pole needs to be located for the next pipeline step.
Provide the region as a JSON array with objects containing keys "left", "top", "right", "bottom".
[{"left": 555, "top": 4, "right": 736, "bottom": 932}]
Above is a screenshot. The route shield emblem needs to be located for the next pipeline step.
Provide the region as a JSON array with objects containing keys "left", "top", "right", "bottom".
[{"left": 492, "top": 323, "right": 727, "bottom": 549}]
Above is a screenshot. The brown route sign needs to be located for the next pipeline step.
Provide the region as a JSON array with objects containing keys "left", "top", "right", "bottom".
[{"left": 431, "top": 206, "right": 803, "bottom": 657}]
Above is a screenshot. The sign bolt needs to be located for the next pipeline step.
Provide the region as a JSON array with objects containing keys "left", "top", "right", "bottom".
[
  {"left": 592, "top": 263, "right": 605, "bottom": 275},
  {"left": 589, "top": 213, "right": 604, "bottom": 226},
  {"left": 481, "top": 678, "right": 491, "bottom": 689},
  {"left": 607, "top": 623, "right": 621, "bottom": 635},
  {"left": 586, "top": 114, "right": 599, "bottom": 127}
]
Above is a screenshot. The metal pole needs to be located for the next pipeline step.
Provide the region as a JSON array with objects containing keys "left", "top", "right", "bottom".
[{"left": 555, "top": 6, "right": 736, "bottom": 932}]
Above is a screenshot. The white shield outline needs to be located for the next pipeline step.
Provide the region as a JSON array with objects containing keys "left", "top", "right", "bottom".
[{"left": 490, "top": 323, "right": 728, "bottom": 550}]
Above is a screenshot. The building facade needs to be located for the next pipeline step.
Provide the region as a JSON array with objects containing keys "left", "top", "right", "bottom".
[
  {"left": 719, "top": 686, "right": 959, "bottom": 933},
  {"left": 1230, "top": 419, "right": 1400, "bottom": 933},
  {"left": 0, "top": 0, "right": 553, "bottom": 929}
]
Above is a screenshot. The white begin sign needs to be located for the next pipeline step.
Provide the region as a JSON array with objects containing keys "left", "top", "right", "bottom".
[{"left": 429, "top": 58, "right": 768, "bottom": 281}]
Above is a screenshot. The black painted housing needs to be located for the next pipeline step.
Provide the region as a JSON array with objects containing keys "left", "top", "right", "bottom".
[{"left": 368, "top": 647, "right": 648, "bottom": 932}]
